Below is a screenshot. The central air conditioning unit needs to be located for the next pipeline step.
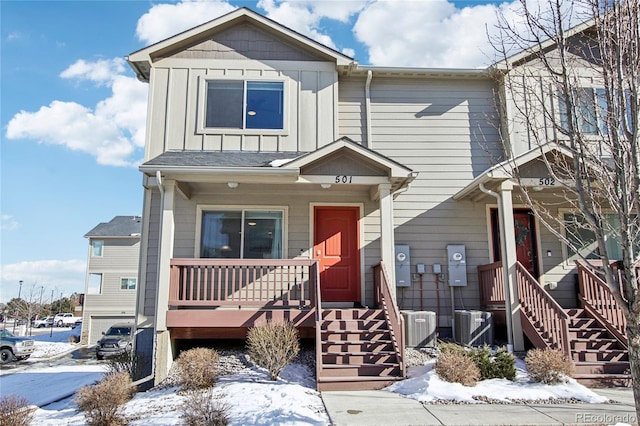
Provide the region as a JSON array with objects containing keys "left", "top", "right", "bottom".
[
  {"left": 401, "top": 311, "right": 436, "bottom": 348},
  {"left": 454, "top": 310, "right": 493, "bottom": 346}
]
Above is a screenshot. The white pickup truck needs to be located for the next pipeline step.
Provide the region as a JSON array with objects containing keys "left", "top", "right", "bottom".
[{"left": 53, "top": 313, "right": 82, "bottom": 328}]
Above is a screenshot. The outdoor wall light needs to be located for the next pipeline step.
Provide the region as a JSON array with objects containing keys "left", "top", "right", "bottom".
[
  {"left": 321, "top": 183, "right": 332, "bottom": 189},
  {"left": 227, "top": 182, "right": 239, "bottom": 189}
]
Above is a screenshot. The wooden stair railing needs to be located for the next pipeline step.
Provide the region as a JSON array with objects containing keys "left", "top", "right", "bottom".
[
  {"left": 373, "top": 262, "right": 406, "bottom": 379},
  {"left": 313, "top": 262, "right": 323, "bottom": 382},
  {"left": 516, "top": 262, "right": 571, "bottom": 355},
  {"left": 575, "top": 260, "right": 628, "bottom": 348}
]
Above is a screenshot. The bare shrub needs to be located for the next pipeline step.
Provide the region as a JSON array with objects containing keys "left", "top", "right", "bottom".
[
  {"left": 75, "top": 371, "right": 134, "bottom": 426},
  {"left": 181, "top": 390, "right": 231, "bottom": 426},
  {"left": 525, "top": 348, "right": 574, "bottom": 384},
  {"left": 437, "top": 341, "right": 467, "bottom": 356},
  {"left": 175, "top": 347, "right": 220, "bottom": 391},
  {"left": 0, "top": 395, "right": 34, "bottom": 426},
  {"left": 247, "top": 320, "right": 300, "bottom": 380},
  {"left": 435, "top": 351, "right": 480, "bottom": 386},
  {"left": 106, "top": 350, "right": 144, "bottom": 380}
]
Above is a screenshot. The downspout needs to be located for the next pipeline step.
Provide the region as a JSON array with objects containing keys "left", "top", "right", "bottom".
[
  {"left": 132, "top": 171, "right": 164, "bottom": 388},
  {"left": 365, "top": 70, "right": 373, "bottom": 149},
  {"left": 478, "top": 183, "right": 514, "bottom": 353}
]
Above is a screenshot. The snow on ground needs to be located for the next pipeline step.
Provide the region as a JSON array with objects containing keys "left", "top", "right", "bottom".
[
  {"left": 0, "top": 332, "right": 612, "bottom": 425},
  {"left": 386, "top": 359, "right": 609, "bottom": 404},
  {"left": 29, "top": 328, "right": 80, "bottom": 360}
]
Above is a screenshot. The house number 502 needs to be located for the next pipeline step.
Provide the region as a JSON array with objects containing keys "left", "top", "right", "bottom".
[{"left": 335, "top": 175, "right": 353, "bottom": 183}]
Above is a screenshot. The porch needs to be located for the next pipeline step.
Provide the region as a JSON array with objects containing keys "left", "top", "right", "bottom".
[
  {"left": 478, "top": 260, "right": 630, "bottom": 385},
  {"left": 166, "top": 258, "right": 406, "bottom": 390}
]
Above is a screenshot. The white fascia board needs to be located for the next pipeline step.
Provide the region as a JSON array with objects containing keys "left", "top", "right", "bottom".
[{"left": 140, "top": 165, "right": 300, "bottom": 183}]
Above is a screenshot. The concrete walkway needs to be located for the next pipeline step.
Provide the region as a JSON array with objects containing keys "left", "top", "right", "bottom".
[{"left": 321, "top": 388, "right": 637, "bottom": 425}]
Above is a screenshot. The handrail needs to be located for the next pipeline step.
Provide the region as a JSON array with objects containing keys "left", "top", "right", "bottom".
[
  {"left": 516, "top": 262, "right": 571, "bottom": 355},
  {"left": 169, "top": 258, "right": 317, "bottom": 308},
  {"left": 575, "top": 259, "right": 628, "bottom": 347},
  {"left": 373, "top": 262, "right": 406, "bottom": 378},
  {"left": 314, "top": 260, "right": 323, "bottom": 379},
  {"left": 478, "top": 262, "right": 505, "bottom": 306}
]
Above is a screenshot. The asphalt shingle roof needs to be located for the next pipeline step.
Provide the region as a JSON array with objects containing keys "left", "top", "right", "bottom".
[
  {"left": 142, "top": 151, "right": 305, "bottom": 168},
  {"left": 85, "top": 216, "right": 142, "bottom": 238}
]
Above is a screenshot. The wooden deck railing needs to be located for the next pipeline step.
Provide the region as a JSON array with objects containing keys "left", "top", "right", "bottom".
[
  {"left": 516, "top": 263, "right": 571, "bottom": 354},
  {"left": 169, "top": 258, "right": 318, "bottom": 309},
  {"left": 314, "top": 262, "right": 323, "bottom": 379},
  {"left": 575, "top": 259, "right": 628, "bottom": 347},
  {"left": 373, "top": 262, "right": 406, "bottom": 378},
  {"left": 478, "top": 261, "right": 505, "bottom": 307}
]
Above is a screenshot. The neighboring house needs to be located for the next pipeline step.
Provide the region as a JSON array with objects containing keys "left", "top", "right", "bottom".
[
  {"left": 81, "top": 216, "right": 142, "bottom": 345},
  {"left": 126, "top": 8, "right": 629, "bottom": 389}
]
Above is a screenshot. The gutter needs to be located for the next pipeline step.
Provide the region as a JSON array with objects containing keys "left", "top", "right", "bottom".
[
  {"left": 365, "top": 70, "right": 373, "bottom": 149},
  {"left": 139, "top": 165, "right": 301, "bottom": 177}
]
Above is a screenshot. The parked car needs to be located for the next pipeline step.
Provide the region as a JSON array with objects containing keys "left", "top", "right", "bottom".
[
  {"left": 53, "top": 313, "right": 82, "bottom": 327},
  {"left": 96, "top": 323, "right": 133, "bottom": 360},
  {"left": 32, "top": 316, "right": 54, "bottom": 328},
  {"left": 0, "top": 329, "right": 35, "bottom": 364}
]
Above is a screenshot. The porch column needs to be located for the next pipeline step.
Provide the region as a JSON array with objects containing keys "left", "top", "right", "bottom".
[
  {"left": 378, "top": 184, "right": 396, "bottom": 291},
  {"left": 155, "top": 179, "right": 176, "bottom": 332},
  {"left": 497, "top": 181, "right": 525, "bottom": 351}
]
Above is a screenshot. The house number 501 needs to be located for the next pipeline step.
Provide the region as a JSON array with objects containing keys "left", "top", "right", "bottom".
[{"left": 335, "top": 175, "right": 353, "bottom": 183}]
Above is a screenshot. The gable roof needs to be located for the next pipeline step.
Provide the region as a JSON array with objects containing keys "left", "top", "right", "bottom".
[
  {"left": 453, "top": 142, "right": 575, "bottom": 200},
  {"left": 85, "top": 216, "right": 142, "bottom": 238},
  {"left": 127, "top": 7, "right": 354, "bottom": 81}
]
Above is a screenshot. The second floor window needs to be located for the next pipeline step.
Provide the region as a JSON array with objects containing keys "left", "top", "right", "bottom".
[
  {"left": 92, "top": 240, "right": 103, "bottom": 257},
  {"left": 206, "top": 81, "right": 284, "bottom": 130},
  {"left": 120, "top": 278, "right": 137, "bottom": 290},
  {"left": 558, "top": 88, "right": 605, "bottom": 135}
]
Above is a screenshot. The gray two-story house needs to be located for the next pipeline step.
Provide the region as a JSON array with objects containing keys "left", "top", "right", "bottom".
[
  {"left": 82, "top": 216, "right": 141, "bottom": 345},
  {"left": 127, "top": 8, "right": 629, "bottom": 390}
]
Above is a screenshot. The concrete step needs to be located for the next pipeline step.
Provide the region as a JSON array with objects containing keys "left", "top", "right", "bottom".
[
  {"left": 573, "top": 361, "right": 630, "bottom": 375},
  {"left": 317, "top": 375, "right": 401, "bottom": 391}
]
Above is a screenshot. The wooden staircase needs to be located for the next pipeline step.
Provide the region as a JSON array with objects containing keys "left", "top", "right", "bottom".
[
  {"left": 566, "top": 308, "right": 630, "bottom": 386},
  {"left": 316, "top": 308, "right": 404, "bottom": 391}
]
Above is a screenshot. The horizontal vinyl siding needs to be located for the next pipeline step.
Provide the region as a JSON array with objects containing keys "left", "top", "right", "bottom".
[
  {"left": 340, "top": 76, "right": 503, "bottom": 316},
  {"left": 87, "top": 240, "right": 140, "bottom": 272}
]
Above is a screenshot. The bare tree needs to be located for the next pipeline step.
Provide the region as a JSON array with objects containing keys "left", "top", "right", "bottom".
[{"left": 490, "top": 0, "right": 639, "bottom": 416}]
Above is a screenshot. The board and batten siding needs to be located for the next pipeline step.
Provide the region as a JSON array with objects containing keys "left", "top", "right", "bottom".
[
  {"left": 339, "top": 76, "right": 504, "bottom": 318},
  {"left": 144, "top": 59, "right": 339, "bottom": 161}
]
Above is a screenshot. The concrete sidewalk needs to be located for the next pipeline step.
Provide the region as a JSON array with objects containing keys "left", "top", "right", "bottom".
[{"left": 321, "top": 388, "right": 637, "bottom": 425}]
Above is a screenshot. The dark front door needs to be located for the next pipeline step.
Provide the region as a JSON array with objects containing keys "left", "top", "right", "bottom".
[
  {"left": 313, "top": 206, "right": 360, "bottom": 302},
  {"left": 491, "top": 208, "right": 539, "bottom": 277}
]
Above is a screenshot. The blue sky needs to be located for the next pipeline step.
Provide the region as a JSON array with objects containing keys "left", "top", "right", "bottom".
[{"left": 1, "top": 0, "right": 518, "bottom": 303}]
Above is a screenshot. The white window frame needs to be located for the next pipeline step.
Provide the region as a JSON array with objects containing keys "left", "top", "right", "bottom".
[
  {"left": 197, "top": 76, "right": 289, "bottom": 135},
  {"left": 120, "top": 277, "right": 137, "bottom": 291},
  {"left": 557, "top": 86, "right": 607, "bottom": 136},
  {"left": 91, "top": 240, "right": 103, "bottom": 257},
  {"left": 195, "top": 205, "right": 288, "bottom": 259},
  {"left": 88, "top": 273, "right": 103, "bottom": 295}
]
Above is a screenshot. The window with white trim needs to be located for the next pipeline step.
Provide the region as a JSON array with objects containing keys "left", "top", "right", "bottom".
[
  {"left": 205, "top": 81, "right": 284, "bottom": 130},
  {"left": 120, "top": 278, "right": 137, "bottom": 290},
  {"left": 88, "top": 273, "right": 102, "bottom": 295},
  {"left": 563, "top": 212, "right": 639, "bottom": 260},
  {"left": 91, "top": 240, "right": 103, "bottom": 257},
  {"left": 200, "top": 209, "right": 284, "bottom": 259},
  {"left": 558, "top": 88, "right": 603, "bottom": 135}
]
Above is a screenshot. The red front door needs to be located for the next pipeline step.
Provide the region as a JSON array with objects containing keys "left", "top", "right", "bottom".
[
  {"left": 314, "top": 206, "right": 360, "bottom": 302},
  {"left": 491, "top": 208, "right": 539, "bottom": 277}
]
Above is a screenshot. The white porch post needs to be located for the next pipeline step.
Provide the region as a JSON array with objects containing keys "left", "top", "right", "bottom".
[
  {"left": 156, "top": 179, "right": 175, "bottom": 331},
  {"left": 378, "top": 184, "right": 396, "bottom": 292},
  {"left": 498, "top": 181, "right": 524, "bottom": 351}
]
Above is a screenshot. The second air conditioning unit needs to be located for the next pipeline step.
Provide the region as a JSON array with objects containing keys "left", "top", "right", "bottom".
[
  {"left": 454, "top": 310, "right": 493, "bottom": 346},
  {"left": 401, "top": 311, "right": 437, "bottom": 347}
]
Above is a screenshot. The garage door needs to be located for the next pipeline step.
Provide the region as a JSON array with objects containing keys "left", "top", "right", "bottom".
[{"left": 88, "top": 316, "right": 135, "bottom": 346}]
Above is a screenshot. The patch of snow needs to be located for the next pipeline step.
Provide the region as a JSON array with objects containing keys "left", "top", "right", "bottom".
[{"left": 269, "top": 159, "right": 294, "bottom": 167}]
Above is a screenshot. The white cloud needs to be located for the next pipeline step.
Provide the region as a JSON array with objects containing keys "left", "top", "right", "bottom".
[
  {"left": 0, "top": 259, "right": 86, "bottom": 303},
  {"left": 6, "top": 59, "right": 147, "bottom": 167},
  {"left": 135, "top": 0, "right": 235, "bottom": 45},
  {"left": 1, "top": 215, "right": 19, "bottom": 231},
  {"left": 60, "top": 58, "right": 126, "bottom": 86},
  {"left": 353, "top": 0, "right": 523, "bottom": 68},
  {"left": 258, "top": 0, "right": 366, "bottom": 51}
]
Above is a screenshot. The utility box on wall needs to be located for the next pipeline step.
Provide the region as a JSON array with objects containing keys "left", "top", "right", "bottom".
[
  {"left": 447, "top": 244, "right": 467, "bottom": 287},
  {"left": 395, "top": 244, "right": 411, "bottom": 287}
]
